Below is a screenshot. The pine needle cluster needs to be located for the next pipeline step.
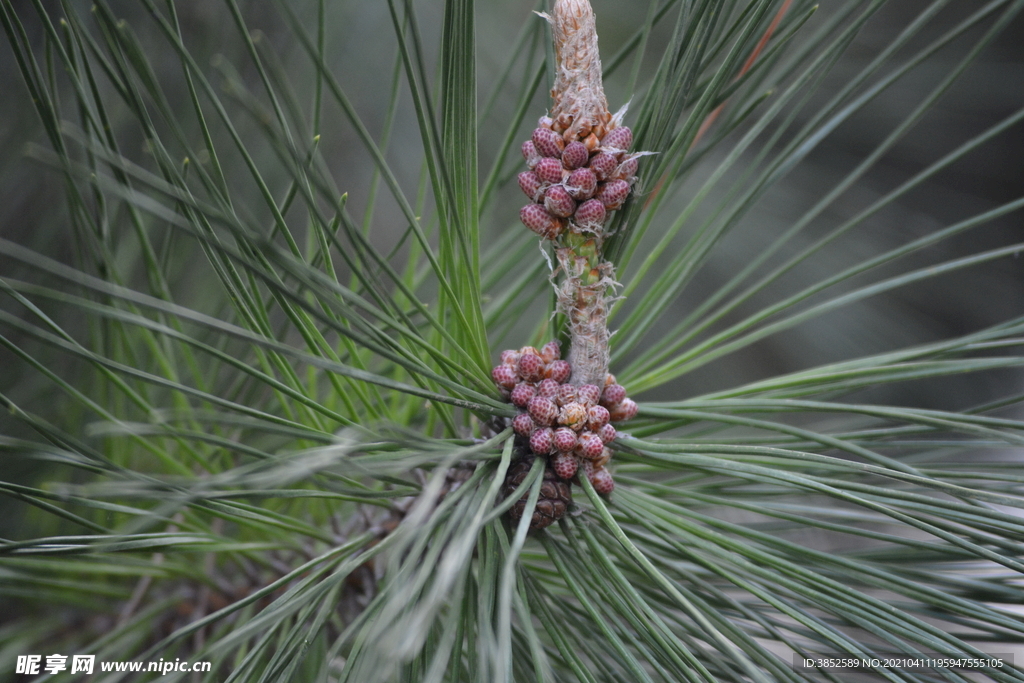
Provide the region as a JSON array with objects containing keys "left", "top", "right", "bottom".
[{"left": 1, "top": 1, "right": 1023, "bottom": 681}]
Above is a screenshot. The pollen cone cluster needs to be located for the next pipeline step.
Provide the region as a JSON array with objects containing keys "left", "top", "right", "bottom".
[
  {"left": 519, "top": 122, "right": 637, "bottom": 241},
  {"left": 519, "top": 0, "right": 639, "bottom": 246},
  {"left": 493, "top": 341, "right": 637, "bottom": 530}
]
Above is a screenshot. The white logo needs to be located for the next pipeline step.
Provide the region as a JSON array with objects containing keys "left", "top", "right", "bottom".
[
  {"left": 71, "top": 655, "right": 96, "bottom": 674},
  {"left": 15, "top": 655, "right": 41, "bottom": 679},
  {"left": 44, "top": 654, "right": 68, "bottom": 675},
  {"left": 15, "top": 655, "right": 41, "bottom": 675}
]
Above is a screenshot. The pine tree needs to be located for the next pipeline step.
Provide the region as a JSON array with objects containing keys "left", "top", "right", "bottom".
[{"left": 1, "top": 1, "right": 1023, "bottom": 681}]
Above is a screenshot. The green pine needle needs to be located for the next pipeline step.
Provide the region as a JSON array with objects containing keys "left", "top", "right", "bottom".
[{"left": 1, "top": 0, "right": 1023, "bottom": 681}]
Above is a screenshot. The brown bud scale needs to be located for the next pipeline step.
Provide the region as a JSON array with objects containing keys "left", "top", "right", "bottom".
[{"left": 503, "top": 458, "right": 572, "bottom": 531}]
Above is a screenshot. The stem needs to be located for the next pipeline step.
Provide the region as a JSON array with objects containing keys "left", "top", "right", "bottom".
[{"left": 556, "top": 235, "right": 613, "bottom": 386}]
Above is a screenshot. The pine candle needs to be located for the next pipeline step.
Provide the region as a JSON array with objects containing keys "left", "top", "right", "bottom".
[{"left": 497, "top": 0, "right": 642, "bottom": 530}]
